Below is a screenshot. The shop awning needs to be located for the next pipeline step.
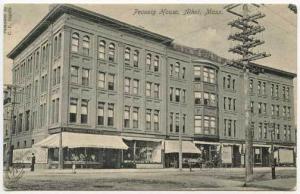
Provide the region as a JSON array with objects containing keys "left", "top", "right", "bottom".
[
  {"left": 253, "top": 144, "right": 271, "bottom": 148},
  {"left": 164, "top": 140, "right": 201, "bottom": 154},
  {"left": 194, "top": 141, "right": 220, "bottom": 145},
  {"left": 33, "top": 132, "right": 128, "bottom": 149},
  {"left": 122, "top": 136, "right": 162, "bottom": 142},
  {"left": 274, "top": 145, "right": 295, "bottom": 149}
]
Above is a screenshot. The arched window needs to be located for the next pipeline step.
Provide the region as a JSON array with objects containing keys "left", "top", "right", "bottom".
[
  {"left": 58, "top": 33, "right": 62, "bottom": 56},
  {"left": 83, "top": 35, "right": 90, "bottom": 56},
  {"left": 124, "top": 47, "right": 130, "bottom": 61},
  {"left": 133, "top": 50, "right": 139, "bottom": 67},
  {"left": 108, "top": 43, "right": 115, "bottom": 62},
  {"left": 146, "top": 54, "right": 151, "bottom": 71},
  {"left": 98, "top": 40, "right": 106, "bottom": 59},
  {"left": 154, "top": 56, "right": 159, "bottom": 72},
  {"left": 71, "top": 33, "right": 79, "bottom": 52},
  {"left": 175, "top": 62, "right": 180, "bottom": 77}
]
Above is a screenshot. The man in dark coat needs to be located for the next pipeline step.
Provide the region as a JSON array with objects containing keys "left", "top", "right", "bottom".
[{"left": 31, "top": 153, "right": 36, "bottom": 171}]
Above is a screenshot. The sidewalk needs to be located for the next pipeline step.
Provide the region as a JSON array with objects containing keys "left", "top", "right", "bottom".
[{"left": 247, "top": 178, "right": 296, "bottom": 191}]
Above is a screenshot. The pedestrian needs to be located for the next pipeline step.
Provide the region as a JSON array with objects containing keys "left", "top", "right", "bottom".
[{"left": 31, "top": 153, "right": 36, "bottom": 172}]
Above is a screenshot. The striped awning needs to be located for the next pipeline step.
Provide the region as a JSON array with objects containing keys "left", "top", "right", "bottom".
[
  {"left": 164, "top": 140, "right": 201, "bottom": 154},
  {"left": 33, "top": 132, "right": 128, "bottom": 150}
]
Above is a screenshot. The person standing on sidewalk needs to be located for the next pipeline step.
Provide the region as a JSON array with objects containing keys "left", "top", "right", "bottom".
[{"left": 31, "top": 153, "right": 36, "bottom": 172}]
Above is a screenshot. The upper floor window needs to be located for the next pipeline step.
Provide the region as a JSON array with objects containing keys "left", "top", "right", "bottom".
[
  {"left": 71, "top": 33, "right": 79, "bottom": 52},
  {"left": 107, "top": 103, "right": 114, "bottom": 126},
  {"left": 124, "top": 106, "right": 130, "bottom": 128},
  {"left": 146, "top": 82, "right": 151, "bottom": 97},
  {"left": 170, "top": 64, "right": 174, "bottom": 76},
  {"left": 153, "top": 110, "right": 160, "bottom": 131},
  {"left": 81, "top": 99, "right": 88, "bottom": 124},
  {"left": 194, "top": 92, "right": 201, "bottom": 105},
  {"left": 146, "top": 54, "right": 151, "bottom": 71},
  {"left": 133, "top": 50, "right": 139, "bottom": 67},
  {"left": 125, "top": 47, "right": 130, "bottom": 62},
  {"left": 175, "top": 88, "right": 180, "bottom": 102},
  {"left": 175, "top": 62, "right": 180, "bottom": 78},
  {"left": 258, "top": 81, "right": 261, "bottom": 94},
  {"left": 97, "top": 72, "right": 105, "bottom": 89},
  {"left": 124, "top": 77, "right": 130, "bottom": 94},
  {"left": 82, "top": 69, "right": 89, "bottom": 86},
  {"left": 154, "top": 83, "right": 160, "bottom": 98},
  {"left": 182, "top": 67, "right": 186, "bottom": 79},
  {"left": 71, "top": 66, "right": 79, "bottom": 84},
  {"left": 194, "top": 115, "right": 202, "bottom": 134},
  {"left": 107, "top": 74, "right": 115, "bottom": 90},
  {"left": 194, "top": 66, "right": 201, "bottom": 81},
  {"left": 69, "top": 98, "right": 78, "bottom": 123},
  {"left": 108, "top": 43, "right": 116, "bottom": 62},
  {"left": 82, "top": 36, "right": 90, "bottom": 56},
  {"left": 249, "top": 79, "right": 253, "bottom": 92},
  {"left": 154, "top": 56, "right": 159, "bottom": 72},
  {"left": 133, "top": 79, "right": 139, "bottom": 95},
  {"left": 98, "top": 40, "right": 106, "bottom": 59}
]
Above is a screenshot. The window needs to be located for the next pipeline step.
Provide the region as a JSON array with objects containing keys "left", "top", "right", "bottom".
[
  {"left": 58, "top": 33, "right": 62, "bottom": 56},
  {"left": 82, "top": 69, "right": 89, "bottom": 86},
  {"left": 224, "top": 97, "right": 227, "bottom": 110},
  {"left": 249, "top": 79, "right": 253, "bottom": 92},
  {"left": 258, "top": 103, "right": 262, "bottom": 114},
  {"left": 69, "top": 98, "right": 78, "bottom": 123},
  {"left": 283, "top": 106, "right": 286, "bottom": 117},
  {"left": 53, "top": 68, "right": 57, "bottom": 86},
  {"left": 82, "top": 36, "right": 90, "bottom": 56},
  {"left": 124, "top": 106, "right": 130, "bottom": 128},
  {"left": 228, "top": 119, "right": 232, "bottom": 136},
  {"left": 271, "top": 104, "right": 275, "bottom": 116},
  {"left": 288, "top": 126, "right": 291, "bottom": 141},
  {"left": 107, "top": 103, "right": 114, "bottom": 126},
  {"left": 275, "top": 85, "right": 279, "bottom": 97},
  {"left": 98, "top": 72, "right": 105, "bottom": 88},
  {"left": 204, "top": 116, "right": 210, "bottom": 135},
  {"left": 25, "top": 110, "right": 30, "bottom": 131},
  {"left": 146, "top": 54, "right": 151, "bottom": 71},
  {"left": 146, "top": 109, "right": 151, "bottom": 130},
  {"left": 210, "top": 94, "right": 216, "bottom": 105},
  {"left": 108, "top": 43, "right": 115, "bottom": 62},
  {"left": 154, "top": 56, "right": 159, "bottom": 72},
  {"left": 51, "top": 99, "right": 55, "bottom": 124},
  {"left": 133, "top": 79, "right": 139, "bottom": 95},
  {"left": 146, "top": 82, "right": 152, "bottom": 97},
  {"left": 276, "top": 124, "right": 280, "bottom": 140},
  {"left": 263, "top": 103, "right": 266, "bottom": 114},
  {"left": 175, "top": 62, "right": 180, "bottom": 78},
  {"left": 169, "top": 87, "right": 173, "bottom": 101},
  {"left": 271, "top": 84, "right": 274, "bottom": 96},
  {"left": 175, "top": 88, "right": 180, "bottom": 102},
  {"left": 227, "top": 75, "right": 231, "bottom": 88},
  {"left": 250, "top": 101, "right": 254, "bottom": 113},
  {"left": 195, "top": 92, "right": 201, "bottom": 104},
  {"left": 233, "top": 120, "right": 236, "bottom": 137},
  {"left": 263, "top": 123, "right": 268, "bottom": 138},
  {"left": 169, "top": 64, "right": 173, "bottom": 76},
  {"left": 71, "top": 66, "right": 79, "bottom": 83},
  {"left": 181, "top": 89, "right": 186, "bottom": 103},
  {"left": 262, "top": 82, "right": 266, "bottom": 95},
  {"left": 209, "top": 69, "right": 215, "bottom": 83},
  {"left": 124, "top": 77, "right": 130, "bottom": 94},
  {"left": 81, "top": 99, "right": 88, "bottom": 124},
  {"left": 195, "top": 115, "right": 202, "bottom": 134},
  {"left": 154, "top": 83, "right": 160, "bottom": 98},
  {"left": 182, "top": 67, "right": 186, "bottom": 79},
  {"left": 286, "top": 87, "right": 290, "bottom": 100},
  {"left": 97, "top": 102, "right": 104, "bottom": 125},
  {"left": 210, "top": 117, "right": 216, "bottom": 135},
  {"left": 258, "top": 81, "right": 261, "bottom": 94},
  {"left": 232, "top": 79, "right": 235, "bottom": 90},
  {"left": 18, "top": 113, "right": 23, "bottom": 132},
  {"left": 98, "top": 40, "right": 106, "bottom": 59},
  {"left": 283, "top": 125, "right": 287, "bottom": 140},
  {"left": 56, "top": 67, "right": 61, "bottom": 84},
  {"left": 276, "top": 105, "right": 279, "bottom": 116},
  {"left": 282, "top": 86, "right": 286, "bottom": 99},
  {"left": 107, "top": 74, "right": 115, "bottom": 90},
  {"left": 203, "top": 93, "right": 209, "bottom": 105},
  {"left": 124, "top": 47, "right": 130, "bottom": 61},
  {"left": 287, "top": 107, "right": 291, "bottom": 117},
  {"left": 133, "top": 50, "right": 139, "bottom": 67},
  {"left": 153, "top": 110, "right": 159, "bottom": 131},
  {"left": 194, "top": 66, "right": 201, "bottom": 81},
  {"left": 133, "top": 107, "right": 139, "bottom": 128},
  {"left": 175, "top": 113, "right": 179, "bottom": 132},
  {"left": 71, "top": 33, "right": 79, "bottom": 52},
  {"left": 169, "top": 112, "right": 173, "bottom": 132},
  {"left": 203, "top": 67, "right": 209, "bottom": 82},
  {"left": 182, "top": 114, "right": 186, "bottom": 133}
]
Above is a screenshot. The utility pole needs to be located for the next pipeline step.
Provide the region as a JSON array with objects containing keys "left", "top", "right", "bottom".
[
  {"left": 178, "top": 103, "right": 182, "bottom": 171},
  {"left": 224, "top": 4, "right": 271, "bottom": 185}
]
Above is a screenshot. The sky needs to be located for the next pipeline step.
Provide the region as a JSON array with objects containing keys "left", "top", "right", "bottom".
[{"left": 3, "top": 4, "right": 297, "bottom": 84}]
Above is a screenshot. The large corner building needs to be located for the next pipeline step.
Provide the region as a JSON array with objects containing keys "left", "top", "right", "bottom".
[{"left": 5, "top": 4, "right": 296, "bottom": 169}]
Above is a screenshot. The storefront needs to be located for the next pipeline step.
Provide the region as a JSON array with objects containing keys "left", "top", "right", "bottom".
[
  {"left": 122, "top": 137, "right": 163, "bottom": 168},
  {"left": 221, "top": 143, "right": 242, "bottom": 167},
  {"left": 274, "top": 145, "right": 295, "bottom": 166},
  {"left": 164, "top": 140, "right": 201, "bottom": 168},
  {"left": 194, "top": 141, "right": 220, "bottom": 164},
  {"left": 253, "top": 144, "right": 271, "bottom": 167},
  {"left": 33, "top": 132, "right": 128, "bottom": 169}
]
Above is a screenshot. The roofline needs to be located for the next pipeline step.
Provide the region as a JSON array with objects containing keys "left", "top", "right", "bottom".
[
  {"left": 250, "top": 62, "right": 297, "bottom": 78},
  {"left": 7, "top": 4, "right": 174, "bottom": 59}
]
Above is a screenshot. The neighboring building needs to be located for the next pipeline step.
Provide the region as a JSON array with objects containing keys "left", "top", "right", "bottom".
[{"left": 6, "top": 4, "right": 296, "bottom": 169}]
